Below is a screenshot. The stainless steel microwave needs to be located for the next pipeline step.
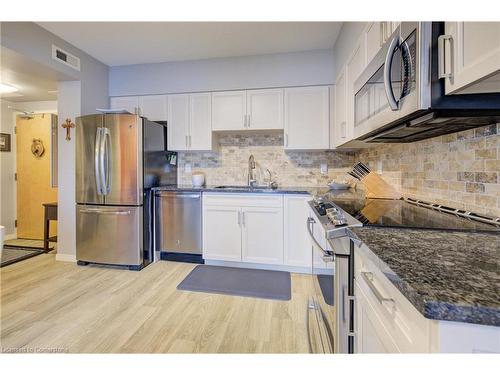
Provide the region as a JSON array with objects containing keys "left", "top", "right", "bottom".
[{"left": 353, "top": 22, "right": 500, "bottom": 143}]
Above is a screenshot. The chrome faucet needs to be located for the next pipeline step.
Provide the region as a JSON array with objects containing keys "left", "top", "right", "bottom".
[{"left": 248, "top": 154, "right": 257, "bottom": 187}]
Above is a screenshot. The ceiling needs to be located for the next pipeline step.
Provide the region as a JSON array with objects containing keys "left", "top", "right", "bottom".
[
  {"left": 38, "top": 22, "right": 343, "bottom": 66},
  {"left": 0, "top": 47, "right": 62, "bottom": 102}
]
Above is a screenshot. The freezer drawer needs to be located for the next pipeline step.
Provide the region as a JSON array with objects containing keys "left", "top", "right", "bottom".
[
  {"left": 76, "top": 204, "right": 143, "bottom": 266},
  {"left": 155, "top": 191, "right": 202, "bottom": 254}
]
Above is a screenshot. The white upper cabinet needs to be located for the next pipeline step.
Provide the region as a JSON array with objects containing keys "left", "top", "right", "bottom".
[
  {"left": 189, "top": 93, "right": 213, "bottom": 150},
  {"left": 442, "top": 22, "right": 500, "bottom": 94},
  {"left": 246, "top": 89, "right": 284, "bottom": 130},
  {"left": 110, "top": 96, "right": 140, "bottom": 114},
  {"left": 211, "top": 90, "right": 247, "bottom": 130},
  {"left": 364, "top": 22, "right": 383, "bottom": 65},
  {"left": 343, "top": 40, "right": 366, "bottom": 145},
  {"left": 139, "top": 95, "right": 168, "bottom": 121},
  {"left": 168, "top": 93, "right": 213, "bottom": 151},
  {"left": 284, "top": 86, "right": 330, "bottom": 150},
  {"left": 167, "top": 94, "right": 190, "bottom": 151},
  {"left": 333, "top": 68, "right": 347, "bottom": 148}
]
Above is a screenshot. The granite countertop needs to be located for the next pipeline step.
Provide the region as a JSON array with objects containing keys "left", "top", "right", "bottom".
[{"left": 348, "top": 226, "right": 500, "bottom": 327}]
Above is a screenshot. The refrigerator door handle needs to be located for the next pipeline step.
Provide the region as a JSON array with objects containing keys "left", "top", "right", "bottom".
[
  {"left": 94, "top": 128, "right": 103, "bottom": 195},
  {"left": 100, "top": 127, "right": 110, "bottom": 195},
  {"left": 103, "top": 128, "right": 112, "bottom": 194}
]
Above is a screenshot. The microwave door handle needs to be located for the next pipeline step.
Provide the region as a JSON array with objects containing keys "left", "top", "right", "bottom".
[
  {"left": 94, "top": 128, "right": 103, "bottom": 195},
  {"left": 383, "top": 35, "right": 399, "bottom": 111}
]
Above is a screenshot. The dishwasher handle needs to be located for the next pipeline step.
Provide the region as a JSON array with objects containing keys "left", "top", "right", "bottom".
[{"left": 155, "top": 191, "right": 201, "bottom": 199}]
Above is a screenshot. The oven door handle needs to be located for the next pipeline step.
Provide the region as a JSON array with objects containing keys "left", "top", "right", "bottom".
[
  {"left": 383, "top": 35, "right": 400, "bottom": 111},
  {"left": 306, "top": 217, "right": 334, "bottom": 262}
]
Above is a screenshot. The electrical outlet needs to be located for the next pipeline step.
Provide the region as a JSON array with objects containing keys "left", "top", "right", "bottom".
[
  {"left": 184, "top": 163, "right": 192, "bottom": 173},
  {"left": 320, "top": 163, "right": 328, "bottom": 175}
]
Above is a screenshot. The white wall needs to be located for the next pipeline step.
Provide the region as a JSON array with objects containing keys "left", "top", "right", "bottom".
[
  {"left": 0, "top": 100, "right": 58, "bottom": 237},
  {"left": 109, "top": 49, "right": 334, "bottom": 96}
]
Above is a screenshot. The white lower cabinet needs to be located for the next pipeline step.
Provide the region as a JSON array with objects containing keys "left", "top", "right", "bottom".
[
  {"left": 202, "top": 194, "right": 284, "bottom": 265},
  {"left": 283, "top": 195, "right": 312, "bottom": 267},
  {"left": 203, "top": 205, "right": 242, "bottom": 261},
  {"left": 241, "top": 206, "right": 283, "bottom": 264}
]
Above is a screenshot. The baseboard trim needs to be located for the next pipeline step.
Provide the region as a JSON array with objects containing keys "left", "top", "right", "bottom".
[
  {"left": 56, "top": 253, "right": 77, "bottom": 262},
  {"left": 204, "top": 259, "right": 334, "bottom": 275},
  {"left": 4, "top": 233, "right": 17, "bottom": 240}
]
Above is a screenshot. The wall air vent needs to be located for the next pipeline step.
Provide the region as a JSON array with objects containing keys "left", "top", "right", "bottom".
[{"left": 52, "top": 45, "right": 81, "bottom": 71}]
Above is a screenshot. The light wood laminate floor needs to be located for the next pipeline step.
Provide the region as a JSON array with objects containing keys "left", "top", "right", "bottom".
[{"left": 0, "top": 254, "right": 315, "bottom": 353}]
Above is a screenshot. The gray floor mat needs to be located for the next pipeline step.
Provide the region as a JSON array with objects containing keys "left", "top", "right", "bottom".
[
  {"left": 177, "top": 265, "right": 291, "bottom": 301},
  {"left": 1, "top": 246, "right": 43, "bottom": 267}
]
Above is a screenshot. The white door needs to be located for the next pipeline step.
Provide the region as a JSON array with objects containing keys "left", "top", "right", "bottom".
[
  {"left": 167, "top": 94, "right": 189, "bottom": 151},
  {"left": 444, "top": 22, "right": 500, "bottom": 94},
  {"left": 139, "top": 95, "right": 167, "bottom": 121},
  {"left": 345, "top": 41, "right": 366, "bottom": 142},
  {"left": 211, "top": 90, "right": 247, "bottom": 130},
  {"left": 110, "top": 96, "right": 139, "bottom": 114},
  {"left": 284, "top": 195, "right": 312, "bottom": 267},
  {"left": 284, "top": 86, "right": 330, "bottom": 150},
  {"left": 246, "top": 88, "right": 284, "bottom": 130},
  {"left": 241, "top": 206, "right": 284, "bottom": 265},
  {"left": 333, "top": 68, "right": 347, "bottom": 148},
  {"left": 203, "top": 206, "right": 242, "bottom": 261},
  {"left": 189, "top": 93, "right": 212, "bottom": 150}
]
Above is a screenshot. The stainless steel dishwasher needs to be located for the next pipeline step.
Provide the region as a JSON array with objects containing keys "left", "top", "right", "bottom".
[{"left": 154, "top": 191, "right": 203, "bottom": 263}]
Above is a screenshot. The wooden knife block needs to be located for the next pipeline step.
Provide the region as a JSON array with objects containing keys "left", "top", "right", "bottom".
[{"left": 360, "top": 172, "right": 401, "bottom": 200}]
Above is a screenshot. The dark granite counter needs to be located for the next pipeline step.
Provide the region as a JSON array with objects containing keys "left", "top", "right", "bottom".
[{"left": 348, "top": 226, "right": 500, "bottom": 327}]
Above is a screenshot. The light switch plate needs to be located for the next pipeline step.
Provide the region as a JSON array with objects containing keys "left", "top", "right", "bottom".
[
  {"left": 185, "top": 163, "right": 192, "bottom": 173},
  {"left": 320, "top": 163, "right": 328, "bottom": 175}
]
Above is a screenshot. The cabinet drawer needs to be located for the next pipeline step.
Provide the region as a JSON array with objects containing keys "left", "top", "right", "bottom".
[
  {"left": 203, "top": 193, "right": 283, "bottom": 208},
  {"left": 356, "top": 245, "right": 431, "bottom": 353}
]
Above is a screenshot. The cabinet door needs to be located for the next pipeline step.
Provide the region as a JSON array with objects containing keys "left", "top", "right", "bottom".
[
  {"left": 211, "top": 91, "right": 247, "bottom": 130},
  {"left": 284, "top": 86, "right": 330, "bottom": 150},
  {"left": 241, "top": 206, "right": 284, "bottom": 265},
  {"left": 345, "top": 42, "right": 366, "bottom": 142},
  {"left": 355, "top": 282, "right": 400, "bottom": 353},
  {"left": 246, "top": 88, "right": 284, "bottom": 130},
  {"left": 444, "top": 22, "right": 500, "bottom": 94},
  {"left": 284, "top": 195, "right": 312, "bottom": 267},
  {"left": 139, "top": 95, "right": 167, "bottom": 121},
  {"left": 202, "top": 206, "right": 242, "bottom": 261},
  {"left": 365, "top": 22, "right": 383, "bottom": 65},
  {"left": 333, "top": 68, "right": 347, "bottom": 148},
  {"left": 110, "top": 96, "right": 139, "bottom": 114},
  {"left": 167, "top": 94, "right": 189, "bottom": 151},
  {"left": 189, "top": 93, "right": 212, "bottom": 150}
]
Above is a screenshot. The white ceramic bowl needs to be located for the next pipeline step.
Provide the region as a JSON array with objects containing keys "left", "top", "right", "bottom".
[
  {"left": 327, "top": 181, "right": 351, "bottom": 190},
  {"left": 192, "top": 173, "right": 205, "bottom": 187}
]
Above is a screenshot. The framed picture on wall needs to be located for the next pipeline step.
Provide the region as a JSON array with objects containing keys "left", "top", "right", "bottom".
[{"left": 0, "top": 133, "right": 11, "bottom": 152}]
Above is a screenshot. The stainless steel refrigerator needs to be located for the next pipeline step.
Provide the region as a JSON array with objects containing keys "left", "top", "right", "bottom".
[{"left": 75, "top": 113, "right": 176, "bottom": 270}]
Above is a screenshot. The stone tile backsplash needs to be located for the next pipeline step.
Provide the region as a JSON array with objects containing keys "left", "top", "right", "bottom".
[
  {"left": 356, "top": 124, "right": 500, "bottom": 218},
  {"left": 178, "top": 124, "right": 500, "bottom": 218},
  {"left": 178, "top": 132, "right": 356, "bottom": 187}
]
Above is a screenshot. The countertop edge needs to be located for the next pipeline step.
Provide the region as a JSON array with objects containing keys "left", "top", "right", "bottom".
[{"left": 347, "top": 228, "right": 500, "bottom": 327}]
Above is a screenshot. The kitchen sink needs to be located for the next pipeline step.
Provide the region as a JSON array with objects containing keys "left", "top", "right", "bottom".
[{"left": 214, "top": 185, "right": 275, "bottom": 192}]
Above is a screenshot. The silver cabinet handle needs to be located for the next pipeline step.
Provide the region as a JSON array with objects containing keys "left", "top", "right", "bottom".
[
  {"left": 237, "top": 211, "right": 241, "bottom": 226},
  {"left": 438, "top": 34, "right": 453, "bottom": 79},
  {"left": 383, "top": 35, "right": 400, "bottom": 111},
  {"left": 340, "top": 121, "right": 347, "bottom": 138},
  {"left": 241, "top": 211, "right": 245, "bottom": 226},
  {"left": 247, "top": 114, "right": 250, "bottom": 128},
  {"left": 185, "top": 135, "right": 188, "bottom": 148},
  {"left": 189, "top": 135, "right": 192, "bottom": 147},
  {"left": 243, "top": 114, "right": 247, "bottom": 128},
  {"left": 285, "top": 134, "right": 289, "bottom": 147},
  {"left": 80, "top": 208, "right": 131, "bottom": 215},
  {"left": 379, "top": 22, "right": 385, "bottom": 46},
  {"left": 361, "top": 272, "right": 395, "bottom": 307}
]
